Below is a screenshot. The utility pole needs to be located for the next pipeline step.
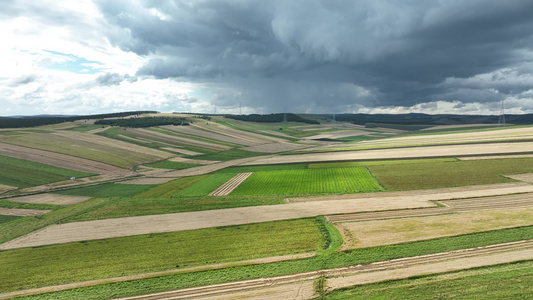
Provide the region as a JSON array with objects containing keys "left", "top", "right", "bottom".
[{"left": 498, "top": 99, "right": 505, "bottom": 127}]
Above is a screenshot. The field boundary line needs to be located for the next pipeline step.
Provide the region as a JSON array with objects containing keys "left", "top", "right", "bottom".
[{"left": 0, "top": 253, "right": 315, "bottom": 300}]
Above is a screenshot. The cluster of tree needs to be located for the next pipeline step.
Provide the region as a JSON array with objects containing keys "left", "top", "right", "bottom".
[
  {"left": 329, "top": 113, "right": 533, "bottom": 126},
  {"left": 94, "top": 116, "right": 189, "bottom": 127},
  {"left": 224, "top": 113, "right": 319, "bottom": 124},
  {"left": 0, "top": 111, "right": 157, "bottom": 128}
]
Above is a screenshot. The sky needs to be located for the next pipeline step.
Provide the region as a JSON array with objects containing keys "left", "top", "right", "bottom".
[{"left": 2, "top": 0, "right": 533, "bottom": 116}]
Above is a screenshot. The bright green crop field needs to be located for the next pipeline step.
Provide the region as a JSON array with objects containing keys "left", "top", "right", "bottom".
[
  {"left": 231, "top": 167, "right": 383, "bottom": 195},
  {"left": 0, "top": 155, "right": 95, "bottom": 188}
]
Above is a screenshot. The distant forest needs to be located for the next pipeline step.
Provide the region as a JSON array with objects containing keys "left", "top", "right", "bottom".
[
  {"left": 327, "top": 113, "right": 533, "bottom": 127},
  {"left": 224, "top": 113, "right": 320, "bottom": 124},
  {"left": 0, "top": 111, "right": 157, "bottom": 128},
  {"left": 95, "top": 116, "right": 189, "bottom": 127}
]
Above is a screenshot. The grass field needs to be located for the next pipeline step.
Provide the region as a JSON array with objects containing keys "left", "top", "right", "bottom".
[
  {"left": 0, "top": 219, "right": 323, "bottom": 293},
  {"left": 177, "top": 173, "right": 237, "bottom": 196},
  {"left": 231, "top": 167, "right": 383, "bottom": 195},
  {"left": 135, "top": 176, "right": 209, "bottom": 198},
  {"left": 142, "top": 160, "right": 199, "bottom": 170},
  {"left": 368, "top": 157, "right": 533, "bottom": 190},
  {"left": 56, "top": 183, "right": 153, "bottom": 198},
  {"left": 0, "top": 155, "right": 95, "bottom": 188},
  {"left": 0, "top": 215, "right": 19, "bottom": 224},
  {"left": 323, "top": 260, "right": 533, "bottom": 299},
  {"left": 18, "top": 225, "right": 533, "bottom": 300}
]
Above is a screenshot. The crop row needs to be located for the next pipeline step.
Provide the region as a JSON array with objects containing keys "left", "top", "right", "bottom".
[{"left": 231, "top": 167, "right": 382, "bottom": 195}]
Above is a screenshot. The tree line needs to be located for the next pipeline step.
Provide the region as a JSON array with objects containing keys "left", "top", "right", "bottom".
[
  {"left": 0, "top": 111, "right": 157, "bottom": 128},
  {"left": 94, "top": 116, "right": 189, "bottom": 127}
]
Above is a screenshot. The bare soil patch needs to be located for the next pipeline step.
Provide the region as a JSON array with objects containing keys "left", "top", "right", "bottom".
[
  {"left": 459, "top": 154, "right": 533, "bottom": 160},
  {"left": 163, "top": 125, "right": 258, "bottom": 146},
  {"left": 0, "top": 184, "right": 17, "bottom": 194},
  {"left": 243, "top": 142, "right": 533, "bottom": 165},
  {"left": 241, "top": 142, "right": 309, "bottom": 153},
  {"left": 161, "top": 147, "right": 202, "bottom": 156},
  {"left": 128, "top": 128, "right": 231, "bottom": 151},
  {"left": 8, "top": 194, "right": 91, "bottom": 205},
  {"left": 169, "top": 157, "right": 218, "bottom": 164},
  {"left": 0, "top": 142, "right": 130, "bottom": 174},
  {"left": 336, "top": 207, "right": 533, "bottom": 250},
  {"left": 209, "top": 172, "right": 253, "bottom": 196},
  {"left": 118, "top": 177, "right": 176, "bottom": 185},
  {"left": 0, "top": 207, "right": 50, "bottom": 217},
  {"left": 191, "top": 123, "right": 287, "bottom": 144},
  {"left": 506, "top": 173, "right": 533, "bottom": 183},
  {"left": 0, "top": 196, "right": 434, "bottom": 250}
]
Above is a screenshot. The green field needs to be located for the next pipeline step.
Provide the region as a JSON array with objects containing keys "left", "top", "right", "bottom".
[
  {"left": 323, "top": 261, "right": 533, "bottom": 299},
  {"left": 56, "top": 183, "right": 153, "bottom": 198},
  {"left": 0, "top": 155, "right": 95, "bottom": 188},
  {"left": 232, "top": 167, "right": 383, "bottom": 195},
  {"left": 369, "top": 157, "right": 533, "bottom": 190},
  {"left": 177, "top": 173, "right": 237, "bottom": 196},
  {"left": 142, "top": 160, "right": 199, "bottom": 170},
  {"left": 0, "top": 218, "right": 322, "bottom": 293},
  {"left": 18, "top": 225, "right": 533, "bottom": 300},
  {"left": 0, "top": 215, "right": 19, "bottom": 224}
]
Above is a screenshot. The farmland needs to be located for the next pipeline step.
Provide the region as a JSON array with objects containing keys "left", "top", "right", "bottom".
[
  {"left": 1, "top": 113, "right": 533, "bottom": 299},
  {"left": 231, "top": 167, "right": 383, "bottom": 195},
  {"left": 0, "top": 155, "right": 94, "bottom": 188}
]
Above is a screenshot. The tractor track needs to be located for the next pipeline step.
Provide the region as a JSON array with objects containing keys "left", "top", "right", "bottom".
[{"left": 116, "top": 239, "right": 533, "bottom": 300}]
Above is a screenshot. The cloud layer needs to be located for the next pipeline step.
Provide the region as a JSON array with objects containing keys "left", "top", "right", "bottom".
[{"left": 2, "top": 0, "right": 533, "bottom": 115}]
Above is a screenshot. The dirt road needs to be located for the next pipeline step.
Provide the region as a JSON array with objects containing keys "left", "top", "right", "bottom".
[{"left": 114, "top": 240, "right": 533, "bottom": 299}]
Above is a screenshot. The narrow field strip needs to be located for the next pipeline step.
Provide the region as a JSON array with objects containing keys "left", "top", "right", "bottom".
[
  {"left": 108, "top": 240, "right": 533, "bottom": 300},
  {"left": 242, "top": 141, "right": 533, "bottom": 165},
  {"left": 0, "top": 253, "right": 315, "bottom": 300},
  {"left": 328, "top": 191, "right": 533, "bottom": 223},
  {"left": 0, "top": 207, "right": 50, "bottom": 217},
  {"left": 8, "top": 194, "right": 91, "bottom": 205},
  {"left": 209, "top": 172, "right": 253, "bottom": 196},
  {"left": 0, "top": 197, "right": 435, "bottom": 250}
]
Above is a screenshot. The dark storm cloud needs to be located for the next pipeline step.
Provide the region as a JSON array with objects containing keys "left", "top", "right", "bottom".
[{"left": 96, "top": 0, "right": 533, "bottom": 112}]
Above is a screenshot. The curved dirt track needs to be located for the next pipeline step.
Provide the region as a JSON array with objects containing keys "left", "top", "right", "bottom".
[{"left": 114, "top": 240, "right": 533, "bottom": 300}]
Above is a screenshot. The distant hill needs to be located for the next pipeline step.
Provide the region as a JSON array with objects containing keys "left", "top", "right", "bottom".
[
  {"left": 323, "top": 113, "right": 533, "bottom": 127},
  {"left": 0, "top": 111, "right": 158, "bottom": 128}
]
